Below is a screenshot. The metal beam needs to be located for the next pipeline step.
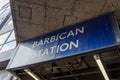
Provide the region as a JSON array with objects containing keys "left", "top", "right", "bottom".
[
  {"left": 24, "top": 69, "right": 41, "bottom": 80},
  {"left": 93, "top": 54, "right": 110, "bottom": 80}
]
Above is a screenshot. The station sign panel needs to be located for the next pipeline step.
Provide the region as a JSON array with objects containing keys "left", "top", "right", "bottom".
[{"left": 7, "top": 14, "right": 120, "bottom": 69}]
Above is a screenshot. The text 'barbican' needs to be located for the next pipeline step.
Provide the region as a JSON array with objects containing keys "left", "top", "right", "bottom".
[{"left": 32, "top": 26, "right": 85, "bottom": 56}]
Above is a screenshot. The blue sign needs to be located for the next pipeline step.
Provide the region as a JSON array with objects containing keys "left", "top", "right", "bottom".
[{"left": 7, "top": 14, "right": 120, "bottom": 69}]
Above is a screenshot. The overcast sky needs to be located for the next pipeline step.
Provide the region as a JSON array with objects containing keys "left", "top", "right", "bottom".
[{"left": 0, "top": 0, "right": 9, "bottom": 9}]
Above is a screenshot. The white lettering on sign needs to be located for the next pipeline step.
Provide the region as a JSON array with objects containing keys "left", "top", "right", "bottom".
[
  {"left": 31, "top": 26, "right": 84, "bottom": 57},
  {"left": 67, "top": 30, "right": 75, "bottom": 38},
  {"left": 59, "top": 32, "right": 67, "bottom": 39},
  {"left": 33, "top": 40, "right": 79, "bottom": 57},
  {"left": 60, "top": 43, "right": 69, "bottom": 52},
  {"left": 70, "top": 40, "right": 79, "bottom": 49},
  {"left": 32, "top": 40, "right": 44, "bottom": 48},
  {"left": 76, "top": 26, "right": 84, "bottom": 34},
  {"left": 50, "top": 36, "right": 56, "bottom": 43},
  {"left": 32, "top": 26, "right": 84, "bottom": 48}
]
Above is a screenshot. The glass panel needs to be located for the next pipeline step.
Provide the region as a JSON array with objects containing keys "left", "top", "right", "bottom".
[
  {"left": 7, "top": 20, "right": 12, "bottom": 25},
  {"left": 0, "top": 9, "right": 4, "bottom": 14},
  {"left": 0, "top": 45, "right": 2, "bottom": 49},
  {"left": 0, "top": 1, "right": 10, "bottom": 25},
  {"left": 1, "top": 10, "right": 9, "bottom": 16},
  {"left": 0, "top": 0, "right": 9, "bottom": 9},
  {"left": 0, "top": 31, "right": 11, "bottom": 45},
  {"left": 0, "top": 9, "right": 10, "bottom": 17},
  {"left": 5, "top": 19, "right": 13, "bottom": 28},
  {"left": 0, "top": 18, "right": 14, "bottom": 34},
  {"left": 0, "top": 41, "right": 16, "bottom": 52},
  {"left": 7, "top": 31, "right": 15, "bottom": 42},
  {"left": 6, "top": 6, "right": 10, "bottom": 10},
  {"left": 0, "top": 16, "right": 5, "bottom": 24}
]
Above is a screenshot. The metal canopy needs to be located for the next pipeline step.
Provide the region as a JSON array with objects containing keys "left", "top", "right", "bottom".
[{"left": 7, "top": 14, "right": 120, "bottom": 70}]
